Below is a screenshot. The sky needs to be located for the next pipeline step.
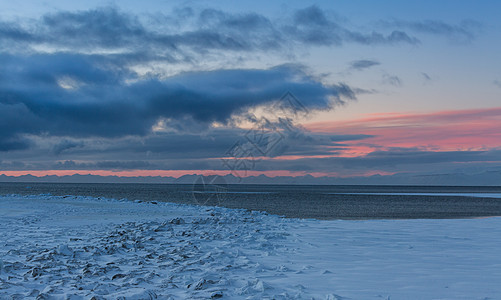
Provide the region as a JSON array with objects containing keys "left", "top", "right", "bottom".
[{"left": 1, "top": 0, "right": 501, "bottom": 181}]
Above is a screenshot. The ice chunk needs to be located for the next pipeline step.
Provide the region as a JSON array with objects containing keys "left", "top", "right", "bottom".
[{"left": 58, "top": 244, "right": 73, "bottom": 256}]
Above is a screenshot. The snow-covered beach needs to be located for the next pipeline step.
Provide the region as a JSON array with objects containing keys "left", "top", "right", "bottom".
[{"left": 1, "top": 194, "right": 500, "bottom": 299}]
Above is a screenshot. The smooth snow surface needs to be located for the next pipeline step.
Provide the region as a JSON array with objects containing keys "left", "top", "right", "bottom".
[
  {"left": 1, "top": 194, "right": 500, "bottom": 299},
  {"left": 327, "top": 192, "right": 501, "bottom": 198}
]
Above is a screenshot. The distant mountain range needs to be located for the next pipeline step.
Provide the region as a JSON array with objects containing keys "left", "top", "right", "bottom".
[{"left": 1, "top": 171, "right": 501, "bottom": 186}]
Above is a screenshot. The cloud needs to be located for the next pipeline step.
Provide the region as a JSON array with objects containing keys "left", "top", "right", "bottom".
[
  {"left": 493, "top": 80, "right": 501, "bottom": 88},
  {"left": 285, "top": 6, "right": 418, "bottom": 46},
  {"left": 305, "top": 107, "right": 501, "bottom": 157},
  {"left": 349, "top": 59, "right": 380, "bottom": 71},
  {"left": 0, "top": 123, "right": 376, "bottom": 171},
  {"left": 5, "top": 5, "right": 427, "bottom": 155},
  {"left": 380, "top": 19, "right": 481, "bottom": 43},
  {"left": 3, "top": 104, "right": 501, "bottom": 176},
  {"left": 52, "top": 139, "right": 84, "bottom": 155},
  {"left": 421, "top": 72, "right": 432, "bottom": 82},
  {"left": 40, "top": 160, "right": 158, "bottom": 171},
  {"left": 225, "top": 148, "right": 501, "bottom": 176},
  {"left": 0, "top": 136, "right": 30, "bottom": 152},
  {"left": 0, "top": 102, "right": 35, "bottom": 151},
  {"left": 0, "top": 5, "right": 420, "bottom": 60},
  {"left": 382, "top": 74, "right": 402, "bottom": 87},
  {"left": 0, "top": 54, "right": 355, "bottom": 150},
  {"left": 41, "top": 8, "right": 147, "bottom": 48},
  {"left": 0, "top": 4, "right": 486, "bottom": 177}
]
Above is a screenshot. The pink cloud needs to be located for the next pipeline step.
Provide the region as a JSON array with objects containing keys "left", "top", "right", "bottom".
[
  {"left": 305, "top": 107, "right": 501, "bottom": 155},
  {"left": 4, "top": 107, "right": 499, "bottom": 179}
]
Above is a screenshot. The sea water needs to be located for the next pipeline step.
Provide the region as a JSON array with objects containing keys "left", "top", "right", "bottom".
[{"left": 1, "top": 182, "right": 501, "bottom": 219}]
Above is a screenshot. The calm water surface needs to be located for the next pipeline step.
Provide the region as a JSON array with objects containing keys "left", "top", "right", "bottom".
[{"left": 1, "top": 182, "right": 501, "bottom": 219}]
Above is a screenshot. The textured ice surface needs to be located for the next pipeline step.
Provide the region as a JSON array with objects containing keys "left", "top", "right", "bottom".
[
  {"left": 1, "top": 194, "right": 500, "bottom": 299},
  {"left": 327, "top": 192, "right": 501, "bottom": 198}
]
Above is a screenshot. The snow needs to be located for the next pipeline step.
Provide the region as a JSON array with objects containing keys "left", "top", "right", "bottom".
[
  {"left": 327, "top": 192, "right": 501, "bottom": 198},
  {"left": 1, "top": 194, "right": 500, "bottom": 299}
]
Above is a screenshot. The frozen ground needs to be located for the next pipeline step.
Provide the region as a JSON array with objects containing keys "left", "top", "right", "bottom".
[
  {"left": 0, "top": 194, "right": 500, "bottom": 299},
  {"left": 327, "top": 192, "right": 501, "bottom": 198}
]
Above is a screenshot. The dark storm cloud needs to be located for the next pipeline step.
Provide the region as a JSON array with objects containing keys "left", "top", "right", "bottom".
[
  {"left": 105, "top": 131, "right": 243, "bottom": 159},
  {"left": 0, "top": 102, "right": 34, "bottom": 151},
  {"left": 2, "top": 130, "right": 499, "bottom": 174},
  {"left": 0, "top": 53, "right": 355, "bottom": 151},
  {"left": 127, "top": 132, "right": 370, "bottom": 160},
  {"left": 95, "top": 160, "right": 155, "bottom": 170},
  {"left": 37, "top": 160, "right": 158, "bottom": 171},
  {"left": 246, "top": 149, "right": 501, "bottom": 172},
  {"left": 52, "top": 139, "right": 84, "bottom": 155},
  {"left": 0, "top": 21, "right": 34, "bottom": 42},
  {"left": 0, "top": 160, "right": 26, "bottom": 170},
  {"left": 0, "top": 127, "right": 375, "bottom": 171},
  {"left": 0, "top": 136, "right": 30, "bottom": 152},
  {"left": 349, "top": 59, "right": 380, "bottom": 71},
  {"left": 49, "top": 159, "right": 215, "bottom": 171},
  {"left": 129, "top": 130, "right": 364, "bottom": 158}
]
